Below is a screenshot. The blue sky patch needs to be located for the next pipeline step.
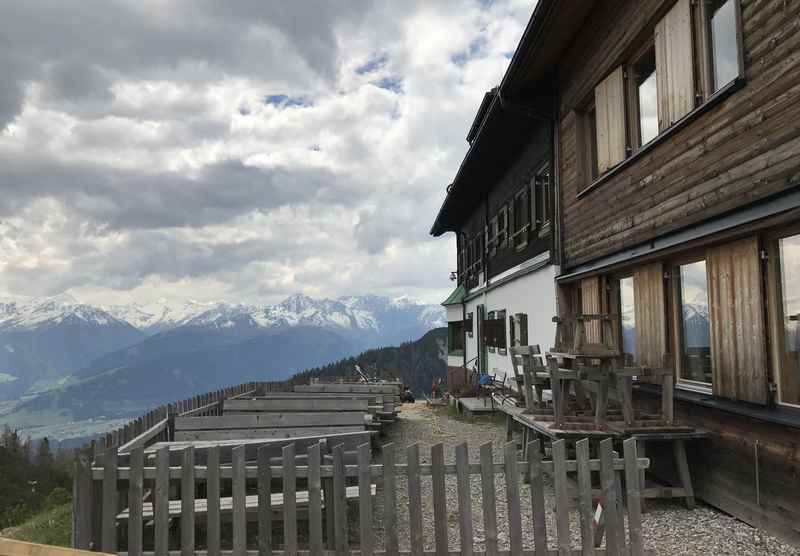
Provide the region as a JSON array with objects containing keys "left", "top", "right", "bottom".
[
  {"left": 372, "top": 76, "right": 403, "bottom": 94},
  {"left": 263, "top": 94, "right": 312, "bottom": 108},
  {"left": 451, "top": 37, "right": 487, "bottom": 66},
  {"left": 356, "top": 53, "right": 388, "bottom": 75}
]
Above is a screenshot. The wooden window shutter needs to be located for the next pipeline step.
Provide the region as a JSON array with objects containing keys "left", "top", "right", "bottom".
[
  {"left": 633, "top": 262, "right": 667, "bottom": 372},
  {"left": 707, "top": 237, "right": 768, "bottom": 404},
  {"left": 655, "top": 0, "right": 695, "bottom": 130},
  {"left": 594, "top": 66, "right": 626, "bottom": 173},
  {"left": 581, "top": 276, "right": 602, "bottom": 344},
  {"left": 517, "top": 313, "right": 528, "bottom": 346}
]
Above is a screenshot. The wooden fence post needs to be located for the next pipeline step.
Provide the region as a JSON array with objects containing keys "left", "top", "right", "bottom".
[
  {"left": 72, "top": 451, "right": 93, "bottom": 550},
  {"left": 101, "top": 449, "right": 118, "bottom": 553},
  {"left": 479, "top": 443, "right": 498, "bottom": 556},
  {"left": 454, "top": 442, "right": 474, "bottom": 556},
  {"left": 504, "top": 441, "right": 523, "bottom": 555},
  {"left": 406, "top": 444, "right": 423, "bottom": 556},
  {"left": 431, "top": 443, "right": 448, "bottom": 556},
  {"left": 382, "top": 443, "right": 398, "bottom": 555}
]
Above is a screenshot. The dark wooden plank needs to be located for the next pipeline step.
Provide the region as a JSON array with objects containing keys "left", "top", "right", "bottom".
[
  {"left": 206, "top": 446, "right": 221, "bottom": 556},
  {"left": 358, "top": 442, "right": 374, "bottom": 555},
  {"left": 673, "top": 439, "right": 696, "bottom": 509},
  {"left": 382, "top": 443, "right": 399, "bottom": 556},
  {"left": 128, "top": 447, "right": 144, "bottom": 556},
  {"left": 623, "top": 439, "right": 644, "bottom": 556},
  {"left": 174, "top": 412, "right": 365, "bottom": 430},
  {"left": 526, "top": 441, "right": 548, "bottom": 556},
  {"left": 479, "top": 443, "right": 499, "bottom": 556},
  {"left": 257, "top": 446, "right": 273, "bottom": 556},
  {"left": 180, "top": 447, "right": 195, "bottom": 556},
  {"left": 504, "top": 441, "right": 523, "bottom": 555},
  {"left": 598, "top": 439, "right": 622, "bottom": 556},
  {"left": 575, "top": 439, "right": 595, "bottom": 555},
  {"left": 101, "top": 449, "right": 118, "bottom": 553},
  {"left": 155, "top": 446, "right": 169, "bottom": 556},
  {"left": 332, "top": 444, "right": 349, "bottom": 556},
  {"left": 552, "top": 440, "right": 571, "bottom": 555},
  {"left": 72, "top": 452, "right": 94, "bottom": 550},
  {"left": 430, "top": 443, "right": 448, "bottom": 556},
  {"left": 307, "top": 443, "right": 322, "bottom": 556},
  {"left": 455, "top": 443, "right": 474, "bottom": 556},
  {"left": 232, "top": 445, "right": 246, "bottom": 556},
  {"left": 282, "top": 443, "right": 297, "bottom": 554},
  {"left": 406, "top": 444, "right": 424, "bottom": 556}
]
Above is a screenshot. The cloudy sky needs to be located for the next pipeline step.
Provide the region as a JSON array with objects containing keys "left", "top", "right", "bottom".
[{"left": 0, "top": 0, "right": 532, "bottom": 306}]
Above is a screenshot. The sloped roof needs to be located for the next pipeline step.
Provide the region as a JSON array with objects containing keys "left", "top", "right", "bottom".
[{"left": 441, "top": 283, "right": 466, "bottom": 307}]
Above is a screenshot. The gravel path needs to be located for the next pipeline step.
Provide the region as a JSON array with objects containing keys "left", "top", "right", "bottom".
[{"left": 361, "top": 401, "right": 800, "bottom": 556}]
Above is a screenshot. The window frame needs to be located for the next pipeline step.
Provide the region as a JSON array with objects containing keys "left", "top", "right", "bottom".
[
  {"left": 466, "top": 312, "right": 474, "bottom": 338},
  {"left": 511, "top": 186, "right": 530, "bottom": 251},
  {"left": 765, "top": 224, "right": 800, "bottom": 409},
  {"left": 671, "top": 255, "right": 713, "bottom": 393},
  {"left": 534, "top": 162, "right": 552, "bottom": 235},
  {"left": 697, "top": 0, "right": 745, "bottom": 100},
  {"left": 447, "top": 320, "right": 465, "bottom": 356},
  {"left": 626, "top": 40, "right": 657, "bottom": 152}
]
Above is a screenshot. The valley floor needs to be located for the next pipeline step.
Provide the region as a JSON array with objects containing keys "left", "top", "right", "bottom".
[{"left": 375, "top": 401, "right": 799, "bottom": 556}]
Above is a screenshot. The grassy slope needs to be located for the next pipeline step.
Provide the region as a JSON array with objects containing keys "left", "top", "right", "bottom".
[{"left": 0, "top": 503, "right": 72, "bottom": 547}]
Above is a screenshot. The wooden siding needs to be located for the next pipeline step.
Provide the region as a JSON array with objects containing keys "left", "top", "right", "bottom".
[
  {"left": 655, "top": 0, "right": 695, "bottom": 129},
  {"left": 558, "top": 0, "right": 800, "bottom": 269},
  {"left": 633, "top": 262, "right": 667, "bottom": 370},
  {"left": 707, "top": 236, "right": 768, "bottom": 404}
]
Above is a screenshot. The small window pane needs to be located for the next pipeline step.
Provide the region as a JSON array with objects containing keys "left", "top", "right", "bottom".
[
  {"left": 679, "top": 260, "right": 712, "bottom": 385},
  {"left": 635, "top": 49, "right": 658, "bottom": 145},
  {"left": 711, "top": 0, "right": 739, "bottom": 91},
  {"left": 620, "top": 276, "right": 637, "bottom": 360},
  {"left": 779, "top": 234, "right": 800, "bottom": 406}
]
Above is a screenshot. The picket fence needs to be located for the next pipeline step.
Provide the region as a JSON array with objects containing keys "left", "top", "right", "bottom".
[{"left": 74, "top": 437, "right": 649, "bottom": 556}]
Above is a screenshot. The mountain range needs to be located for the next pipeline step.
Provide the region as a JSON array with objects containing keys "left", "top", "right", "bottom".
[{"left": 0, "top": 292, "right": 445, "bottom": 437}]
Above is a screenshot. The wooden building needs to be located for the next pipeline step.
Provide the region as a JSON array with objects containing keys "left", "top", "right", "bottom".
[
  {"left": 432, "top": 86, "right": 557, "bottom": 391},
  {"left": 432, "top": 0, "right": 800, "bottom": 544}
]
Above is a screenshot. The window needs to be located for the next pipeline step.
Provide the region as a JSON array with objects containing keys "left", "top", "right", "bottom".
[
  {"left": 497, "top": 206, "right": 509, "bottom": 250},
  {"left": 534, "top": 165, "right": 551, "bottom": 231},
  {"left": 676, "top": 260, "right": 712, "bottom": 387},
  {"left": 709, "top": 0, "right": 740, "bottom": 92},
  {"left": 483, "top": 310, "right": 507, "bottom": 353},
  {"left": 619, "top": 276, "right": 637, "bottom": 360},
  {"left": 510, "top": 187, "right": 529, "bottom": 250},
  {"left": 632, "top": 47, "right": 658, "bottom": 147},
  {"left": 466, "top": 312, "right": 474, "bottom": 337},
  {"left": 487, "top": 216, "right": 498, "bottom": 258},
  {"left": 448, "top": 321, "right": 465, "bottom": 355},
  {"left": 776, "top": 234, "right": 800, "bottom": 406},
  {"left": 509, "top": 313, "right": 529, "bottom": 348}
]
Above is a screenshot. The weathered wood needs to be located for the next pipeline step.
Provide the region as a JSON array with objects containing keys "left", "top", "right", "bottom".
[
  {"left": 382, "top": 443, "right": 399, "bottom": 556},
  {"left": 673, "top": 439, "right": 696, "bottom": 509},
  {"left": 206, "top": 446, "right": 221, "bottom": 556},
  {"left": 406, "top": 444, "right": 424, "bottom": 556},
  {"left": 154, "top": 447, "right": 169, "bottom": 556},
  {"left": 479, "top": 443, "right": 499, "bottom": 556},
  {"left": 598, "top": 440, "right": 622, "bottom": 555},
  {"left": 525, "top": 441, "right": 547, "bottom": 556},
  {"left": 101, "top": 450, "right": 117, "bottom": 553},
  {"left": 232, "top": 446, "right": 246, "bottom": 556},
  {"left": 224, "top": 398, "right": 369, "bottom": 413},
  {"left": 180, "top": 447, "right": 195, "bottom": 556},
  {"left": 575, "top": 439, "right": 595, "bottom": 555},
  {"left": 128, "top": 447, "right": 144, "bottom": 556},
  {"left": 332, "top": 444, "right": 348, "bottom": 556},
  {"left": 175, "top": 413, "right": 366, "bottom": 430},
  {"left": 295, "top": 384, "right": 399, "bottom": 395},
  {"left": 551, "top": 440, "right": 571, "bottom": 555},
  {"left": 623, "top": 439, "right": 644, "bottom": 556},
  {"left": 283, "top": 444, "right": 297, "bottom": 554},
  {"left": 431, "top": 443, "right": 448, "bottom": 556},
  {"left": 504, "top": 441, "right": 523, "bottom": 554},
  {"left": 454, "top": 443, "right": 474, "bottom": 556},
  {"left": 358, "top": 442, "right": 374, "bottom": 556},
  {"left": 117, "top": 418, "right": 169, "bottom": 454},
  {"left": 174, "top": 426, "right": 366, "bottom": 442},
  {"left": 307, "top": 444, "right": 321, "bottom": 556},
  {"left": 72, "top": 452, "right": 94, "bottom": 550}
]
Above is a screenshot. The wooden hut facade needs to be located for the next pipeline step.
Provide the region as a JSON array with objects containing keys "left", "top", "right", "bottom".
[{"left": 433, "top": 0, "right": 800, "bottom": 544}]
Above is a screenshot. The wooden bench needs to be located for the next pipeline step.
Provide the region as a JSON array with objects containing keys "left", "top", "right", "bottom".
[{"left": 173, "top": 413, "right": 369, "bottom": 441}]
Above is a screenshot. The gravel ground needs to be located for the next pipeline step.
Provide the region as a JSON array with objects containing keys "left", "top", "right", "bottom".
[{"left": 358, "top": 401, "right": 800, "bottom": 556}]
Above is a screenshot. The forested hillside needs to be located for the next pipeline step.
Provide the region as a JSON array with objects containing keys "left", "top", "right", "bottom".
[{"left": 291, "top": 327, "right": 447, "bottom": 393}]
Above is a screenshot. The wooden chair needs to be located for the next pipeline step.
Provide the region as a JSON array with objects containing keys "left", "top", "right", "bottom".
[{"left": 510, "top": 345, "right": 550, "bottom": 411}]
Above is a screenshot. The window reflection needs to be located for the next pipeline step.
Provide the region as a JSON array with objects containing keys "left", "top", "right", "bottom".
[
  {"left": 635, "top": 49, "right": 658, "bottom": 145},
  {"left": 711, "top": 0, "right": 739, "bottom": 91},
  {"left": 620, "top": 276, "right": 637, "bottom": 360},
  {"left": 779, "top": 234, "right": 800, "bottom": 406},
  {"left": 679, "top": 260, "right": 712, "bottom": 385}
]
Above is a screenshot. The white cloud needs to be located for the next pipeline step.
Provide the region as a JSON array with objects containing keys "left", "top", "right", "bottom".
[{"left": 0, "top": 0, "right": 533, "bottom": 305}]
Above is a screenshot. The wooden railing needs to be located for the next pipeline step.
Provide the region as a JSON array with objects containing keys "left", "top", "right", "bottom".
[{"left": 74, "top": 437, "right": 649, "bottom": 555}]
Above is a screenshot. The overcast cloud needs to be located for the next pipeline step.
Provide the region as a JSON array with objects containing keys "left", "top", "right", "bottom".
[{"left": 0, "top": 0, "right": 532, "bottom": 305}]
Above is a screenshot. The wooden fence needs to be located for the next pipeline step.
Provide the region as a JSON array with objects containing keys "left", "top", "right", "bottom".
[{"left": 74, "top": 437, "right": 649, "bottom": 555}]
